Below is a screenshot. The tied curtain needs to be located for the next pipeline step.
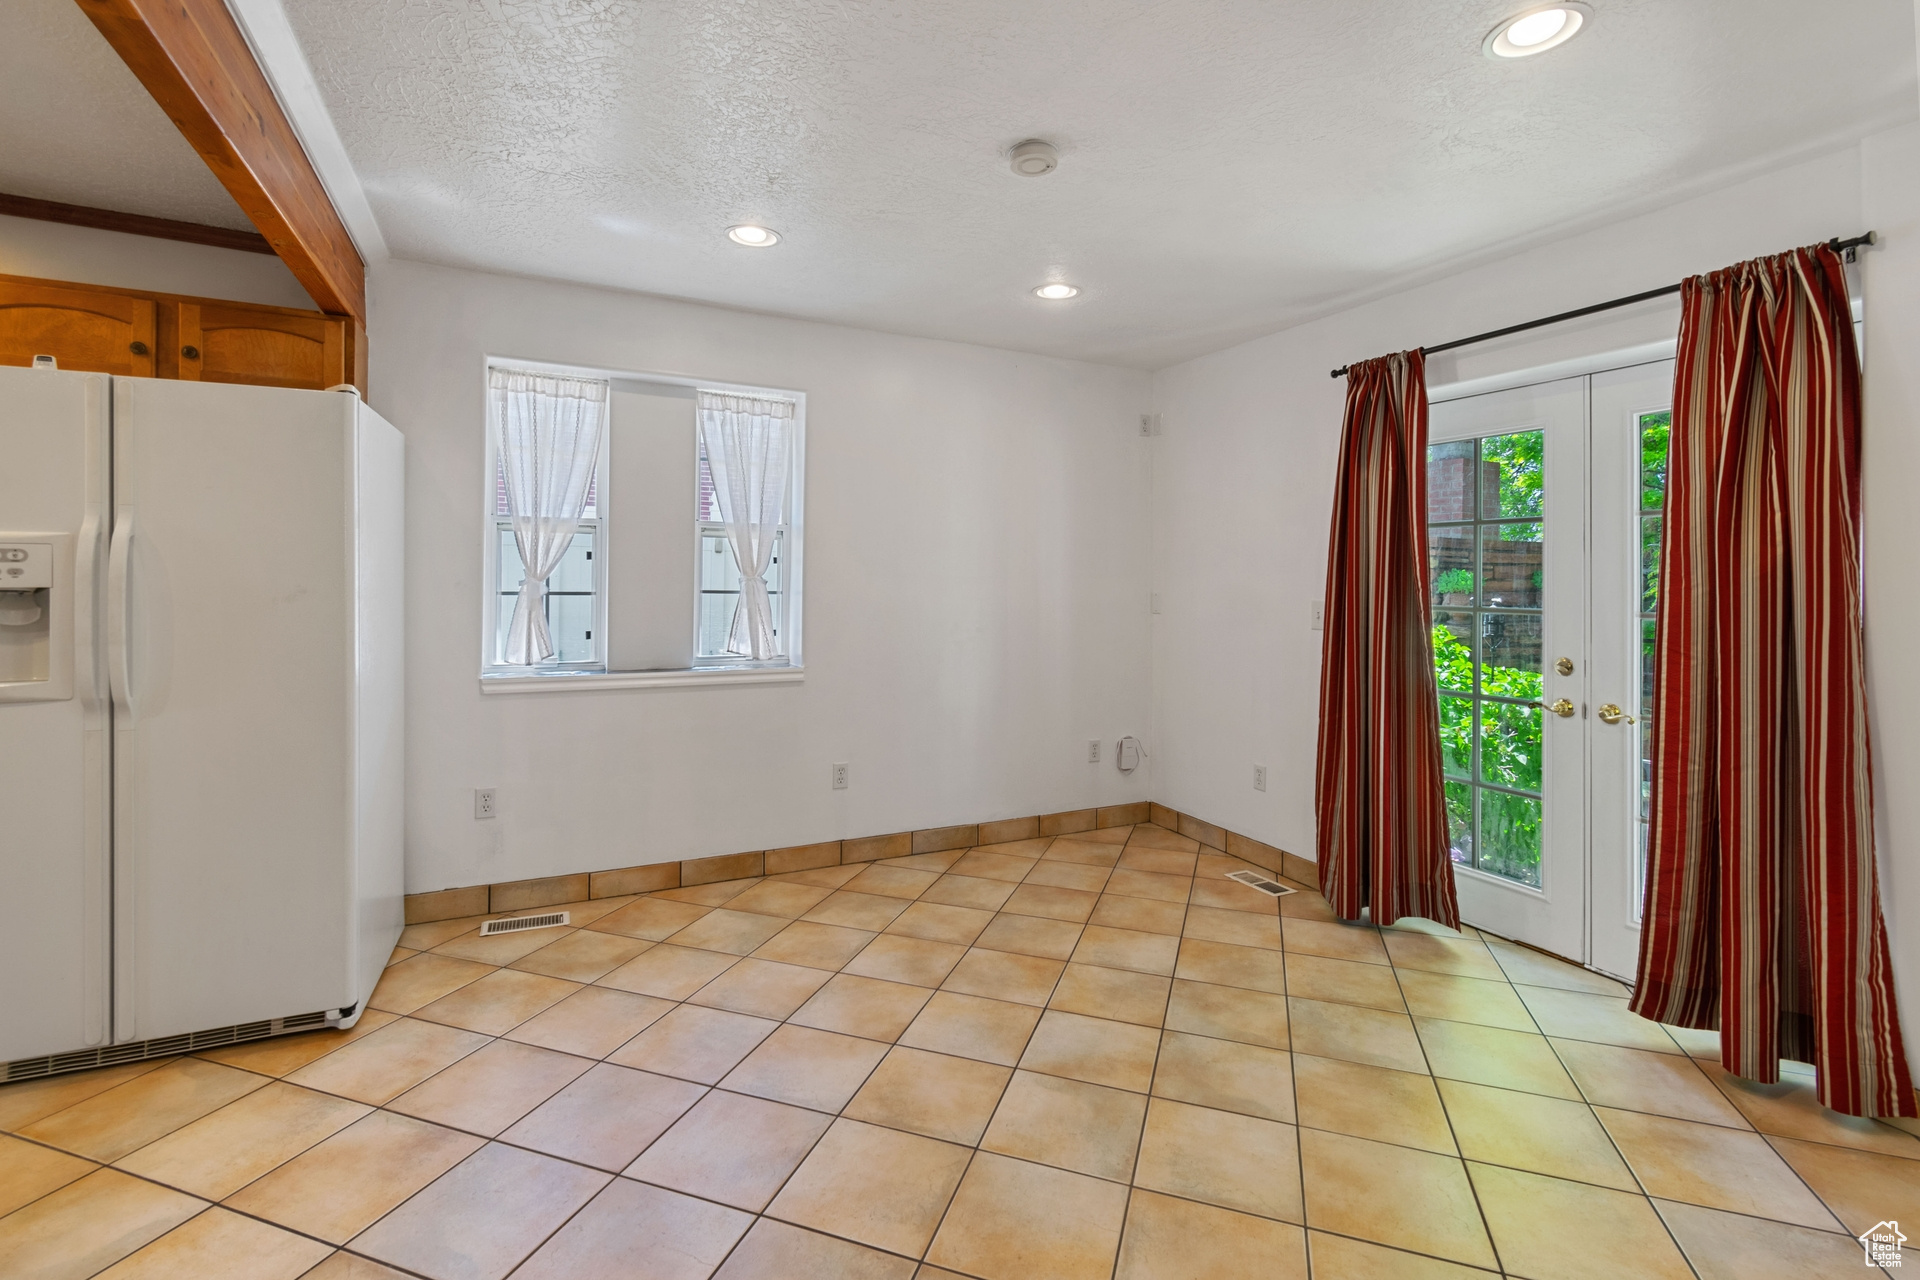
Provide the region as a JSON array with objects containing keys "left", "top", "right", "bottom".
[
  {"left": 697, "top": 390, "right": 795, "bottom": 659},
  {"left": 1316, "top": 350, "right": 1461, "bottom": 928},
  {"left": 1630, "top": 244, "right": 1914, "bottom": 1118},
  {"left": 493, "top": 369, "right": 608, "bottom": 665}
]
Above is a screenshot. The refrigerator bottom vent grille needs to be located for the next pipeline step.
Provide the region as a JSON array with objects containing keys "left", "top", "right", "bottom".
[
  {"left": 3, "top": 1010, "right": 339, "bottom": 1083},
  {"left": 1226, "top": 869, "right": 1297, "bottom": 898},
  {"left": 480, "top": 912, "right": 570, "bottom": 936}
]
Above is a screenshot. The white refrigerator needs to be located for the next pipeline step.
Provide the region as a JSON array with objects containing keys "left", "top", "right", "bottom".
[{"left": 0, "top": 367, "right": 404, "bottom": 1078}]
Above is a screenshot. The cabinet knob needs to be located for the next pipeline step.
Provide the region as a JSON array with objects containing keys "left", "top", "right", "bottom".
[
  {"left": 182, "top": 345, "right": 200, "bottom": 360},
  {"left": 129, "top": 341, "right": 150, "bottom": 356}
]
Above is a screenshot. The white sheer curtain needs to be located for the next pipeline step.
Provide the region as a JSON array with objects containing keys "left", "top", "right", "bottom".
[
  {"left": 697, "top": 390, "right": 795, "bottom": 659},
  {"left": 492, "top": 369, "right": 608, "bottom": 664}
]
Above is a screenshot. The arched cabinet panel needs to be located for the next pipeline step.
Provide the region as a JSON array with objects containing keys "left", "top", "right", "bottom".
[{"left": 0, "top": 279, "right": 156, "bottom": 376}]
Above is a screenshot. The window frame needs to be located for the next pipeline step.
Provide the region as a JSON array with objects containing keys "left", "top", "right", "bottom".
[{"left": 478, "top": 356, "right": 806, "bottom": 689}]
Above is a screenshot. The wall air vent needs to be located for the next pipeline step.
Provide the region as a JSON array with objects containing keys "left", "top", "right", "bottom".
[
  {"left": 479, "top": 911, "right": 570, "bottom": 936},
  {"left": 1226, "top": 869, "right": 1297, "bottom": 898},
  {"left": 2, "top": 1008, "right": 345, "bottom": 1083}
]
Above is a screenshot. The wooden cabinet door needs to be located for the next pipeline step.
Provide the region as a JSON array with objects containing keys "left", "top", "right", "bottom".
[
  {"left": 176, "top": 301, "right": 347, "bottom": 390},
  {"left": 0, "top": 278, "right": 156, "bottom": 376}
]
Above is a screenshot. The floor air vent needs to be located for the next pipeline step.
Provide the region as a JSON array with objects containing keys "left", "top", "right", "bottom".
[
  {"left": 480, "top": 911, "right": 570, "bottom": 936},
  {"left": 2, "top": 1009, "right": 340, "bottom": 1083},
  {"left": 1227, "top": 869, "right": 1296, "bottom": 897}
]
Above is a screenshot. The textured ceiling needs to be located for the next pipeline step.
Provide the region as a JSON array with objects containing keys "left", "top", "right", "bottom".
[
  {"left": 279, "top": 0, "right": 1917, "bottom": 366},
  {"left": 0, "top": 0, "right": 254, "bottom": 230}
]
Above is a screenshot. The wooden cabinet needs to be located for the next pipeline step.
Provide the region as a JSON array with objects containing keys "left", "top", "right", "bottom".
[
  {"left": 0, "top": 279, "right": 156, "bottom": 377},
  {"left": 174, "top": 301, "right": 348, "bottom": 389},
  {"left": 0, "top": 274, "right": 355, "bottom": 392}
]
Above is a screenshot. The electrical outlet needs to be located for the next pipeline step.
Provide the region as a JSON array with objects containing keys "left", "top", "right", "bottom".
[
  {"left": 474, "top": 788, "right": 496, "bottom": 819},
  {"left": 832, "top": 762, "right": 849, "bottom": 790},
  {"left": 1311, "top": 602, "right": 1323, "bottom": 630},
  {"left": 1254, "top": 765, "right": 1268, "bottom": 792},
  {"left": 1088, "top": 739, "right": 1101, "bottom": 763}
]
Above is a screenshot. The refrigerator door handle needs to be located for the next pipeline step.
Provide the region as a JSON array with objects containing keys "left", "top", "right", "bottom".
[
  {"left": 75, "top": 509, "right": 105, "bottom": 712},
  {"left": 107, "top": 510, "right": 136, "bottom": 719}
]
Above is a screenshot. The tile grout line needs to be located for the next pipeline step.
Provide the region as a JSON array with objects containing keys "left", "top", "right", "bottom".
[
  {"left": 10, "top": 948, "right": 1896, "bottom": 1192},
  {"left": 34, "top": 1139, "right": 447, "bottom": 1280},
  {"left": 1506, "top": 955, "right": 1709, "bottom": 1279},
  {"left": 263, "top": 970, "right": 1856, "bottom": 1277},
  {"left": 10, "top": 853, "right": 1366, "bottom": 1274},
  {"left": 916, "top": 830, "right": 1105, "bottom": 1275},
  {"left": 1106, "top": 843, "right": 1197, "bottom": 1280},
  {"left": 670, "top": 917, "right": 922, "bottom": 1280},
  {"left": 1569, "top": 1023, "right": 1888, "bottom": 1257},
  {"left": 1281, "top": 895, "right": 1315, "bottom": 1280},
  {"left": 1377, "top": 915, "right": 1509, "bottom": 1277},
  {"left": 14, "top": 831, "right": 1894, "bottom": 1277},
  {"left": 599, "top": 831, "right": 1096, "bottom": 1275}
]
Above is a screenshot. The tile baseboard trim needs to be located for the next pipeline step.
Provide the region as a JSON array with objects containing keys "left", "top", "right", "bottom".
[{"left": 401, "top": 799, "right": 1317, "bottom": 924}]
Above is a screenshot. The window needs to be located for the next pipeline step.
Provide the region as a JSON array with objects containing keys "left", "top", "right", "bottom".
[
  {"left": 489, "top": 462, "right": 602, "bottom": 669},
  {"left": 481, "top": 363, "right": 804, "bottom": 687},
  {"left": 696, "top": 442, "right": 788, "bottom": 663}
]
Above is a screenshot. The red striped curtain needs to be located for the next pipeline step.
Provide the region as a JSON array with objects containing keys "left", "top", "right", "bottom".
[
  {"left": 1316, "top": 351, "right": 1461, "bottom": 929},
  {"left": 1630, "top": 244, "right": 1914, "bottom": 1118}
]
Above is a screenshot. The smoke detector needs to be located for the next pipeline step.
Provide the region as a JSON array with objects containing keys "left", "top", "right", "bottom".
[{"left": 1008, "top": 140, "right": 1058, "bottom": 177}]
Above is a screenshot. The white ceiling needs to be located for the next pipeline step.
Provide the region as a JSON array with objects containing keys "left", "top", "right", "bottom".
[
  {"left": 0, "top": 0, "right": 255, "bottom": 230},
  {"left": 7, "top": 2, "right": 1915, "bottom": 366},
  {"left": 278, "top": 0, "right": 1916, "bottom": 366}
]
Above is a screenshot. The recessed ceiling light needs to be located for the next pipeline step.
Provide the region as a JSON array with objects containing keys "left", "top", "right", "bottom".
[
  {"left": 727, "top": 224, "right": 780, "bottom": 247},
  {"left": 1033, "top": 283, "right": 1079, "bottom": 300},
  {"left": 1484, "top": 3, "right": 1589, "bottom": 58}
]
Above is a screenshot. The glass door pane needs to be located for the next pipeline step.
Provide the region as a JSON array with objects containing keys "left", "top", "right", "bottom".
[{"left": 1425, "top": 430, "right": 1547, "bottom": 888}]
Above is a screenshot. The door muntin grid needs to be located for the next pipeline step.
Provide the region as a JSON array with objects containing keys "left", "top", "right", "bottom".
[{"left": 1430, "top": 430, "right": 1547, "bottom": 888}]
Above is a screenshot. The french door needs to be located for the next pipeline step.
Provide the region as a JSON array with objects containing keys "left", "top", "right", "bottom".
[{"left": 1427, "top": 361, "right": 1672, "bottom": 978}]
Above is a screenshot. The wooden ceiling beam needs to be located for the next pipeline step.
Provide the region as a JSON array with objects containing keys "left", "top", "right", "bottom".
[
  {"left": 73, "top": 0, "right": 365, "bottom": 321},
  {"left": 0, "top": 192, "right": 276, "bottom": 254}
]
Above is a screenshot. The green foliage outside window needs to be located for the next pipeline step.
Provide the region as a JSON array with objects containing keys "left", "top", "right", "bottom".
[
  {"left": 1480, "top": 431, "right": 1544, "bottom": 518},
  {"left": 1640, "top": 413, "right": 1670, "bottom": 509},
  {"left": 1640, "top": 413, "right": 1670, "bottom": 611},
  {"left": 1433, "top": 567, "right": 1475, "bottom": 596},
  {"left": 1433, "top": 623, "right": 1544, "bottom": 882}
]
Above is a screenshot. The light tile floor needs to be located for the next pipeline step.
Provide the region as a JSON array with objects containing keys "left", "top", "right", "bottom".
[{"left": 4, "top": 823, "right": 1917, "bottom": 1278}]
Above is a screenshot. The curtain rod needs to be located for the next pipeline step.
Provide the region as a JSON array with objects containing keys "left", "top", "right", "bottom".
[{"left": 1328, "top": 232, "right": 1876, "bottom": 379}]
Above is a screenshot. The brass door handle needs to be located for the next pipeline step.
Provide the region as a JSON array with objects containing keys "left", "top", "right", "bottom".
[
  {"left": 1598, "top": 703, "right": 1637, "bottom": 725},
  {"left": 1539, "top": 699, "right": 1575, "bottom": 718}
]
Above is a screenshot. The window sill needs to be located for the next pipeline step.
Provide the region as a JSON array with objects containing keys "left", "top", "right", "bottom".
[{"left": 478, "top": 666, "right": 804, "bottom": 695}]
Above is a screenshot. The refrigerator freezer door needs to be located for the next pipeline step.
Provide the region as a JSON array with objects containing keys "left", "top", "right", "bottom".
[
  {"left": 351, "top": 401, "right": 405, "bottom": 1013},
  {"left": 0, "top": 368, "right": 110, "bottom": 1063},
  {"left": 112, "top": 379, "right": 360, "bottom": 1041}
]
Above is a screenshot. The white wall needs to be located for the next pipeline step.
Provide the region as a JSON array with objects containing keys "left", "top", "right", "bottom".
[
  {"left": 0, "top": 213, "right": 311, "bottom": 308},
  {"left": 370, "top": 259, "right": 1153, "bottom": 893},
  {"left": 1149, "top": 128, "right": 1920, "bottom": 1043},
  {"left": 1863, "top": 120, "right": 1920, "bottom": 1055}
]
